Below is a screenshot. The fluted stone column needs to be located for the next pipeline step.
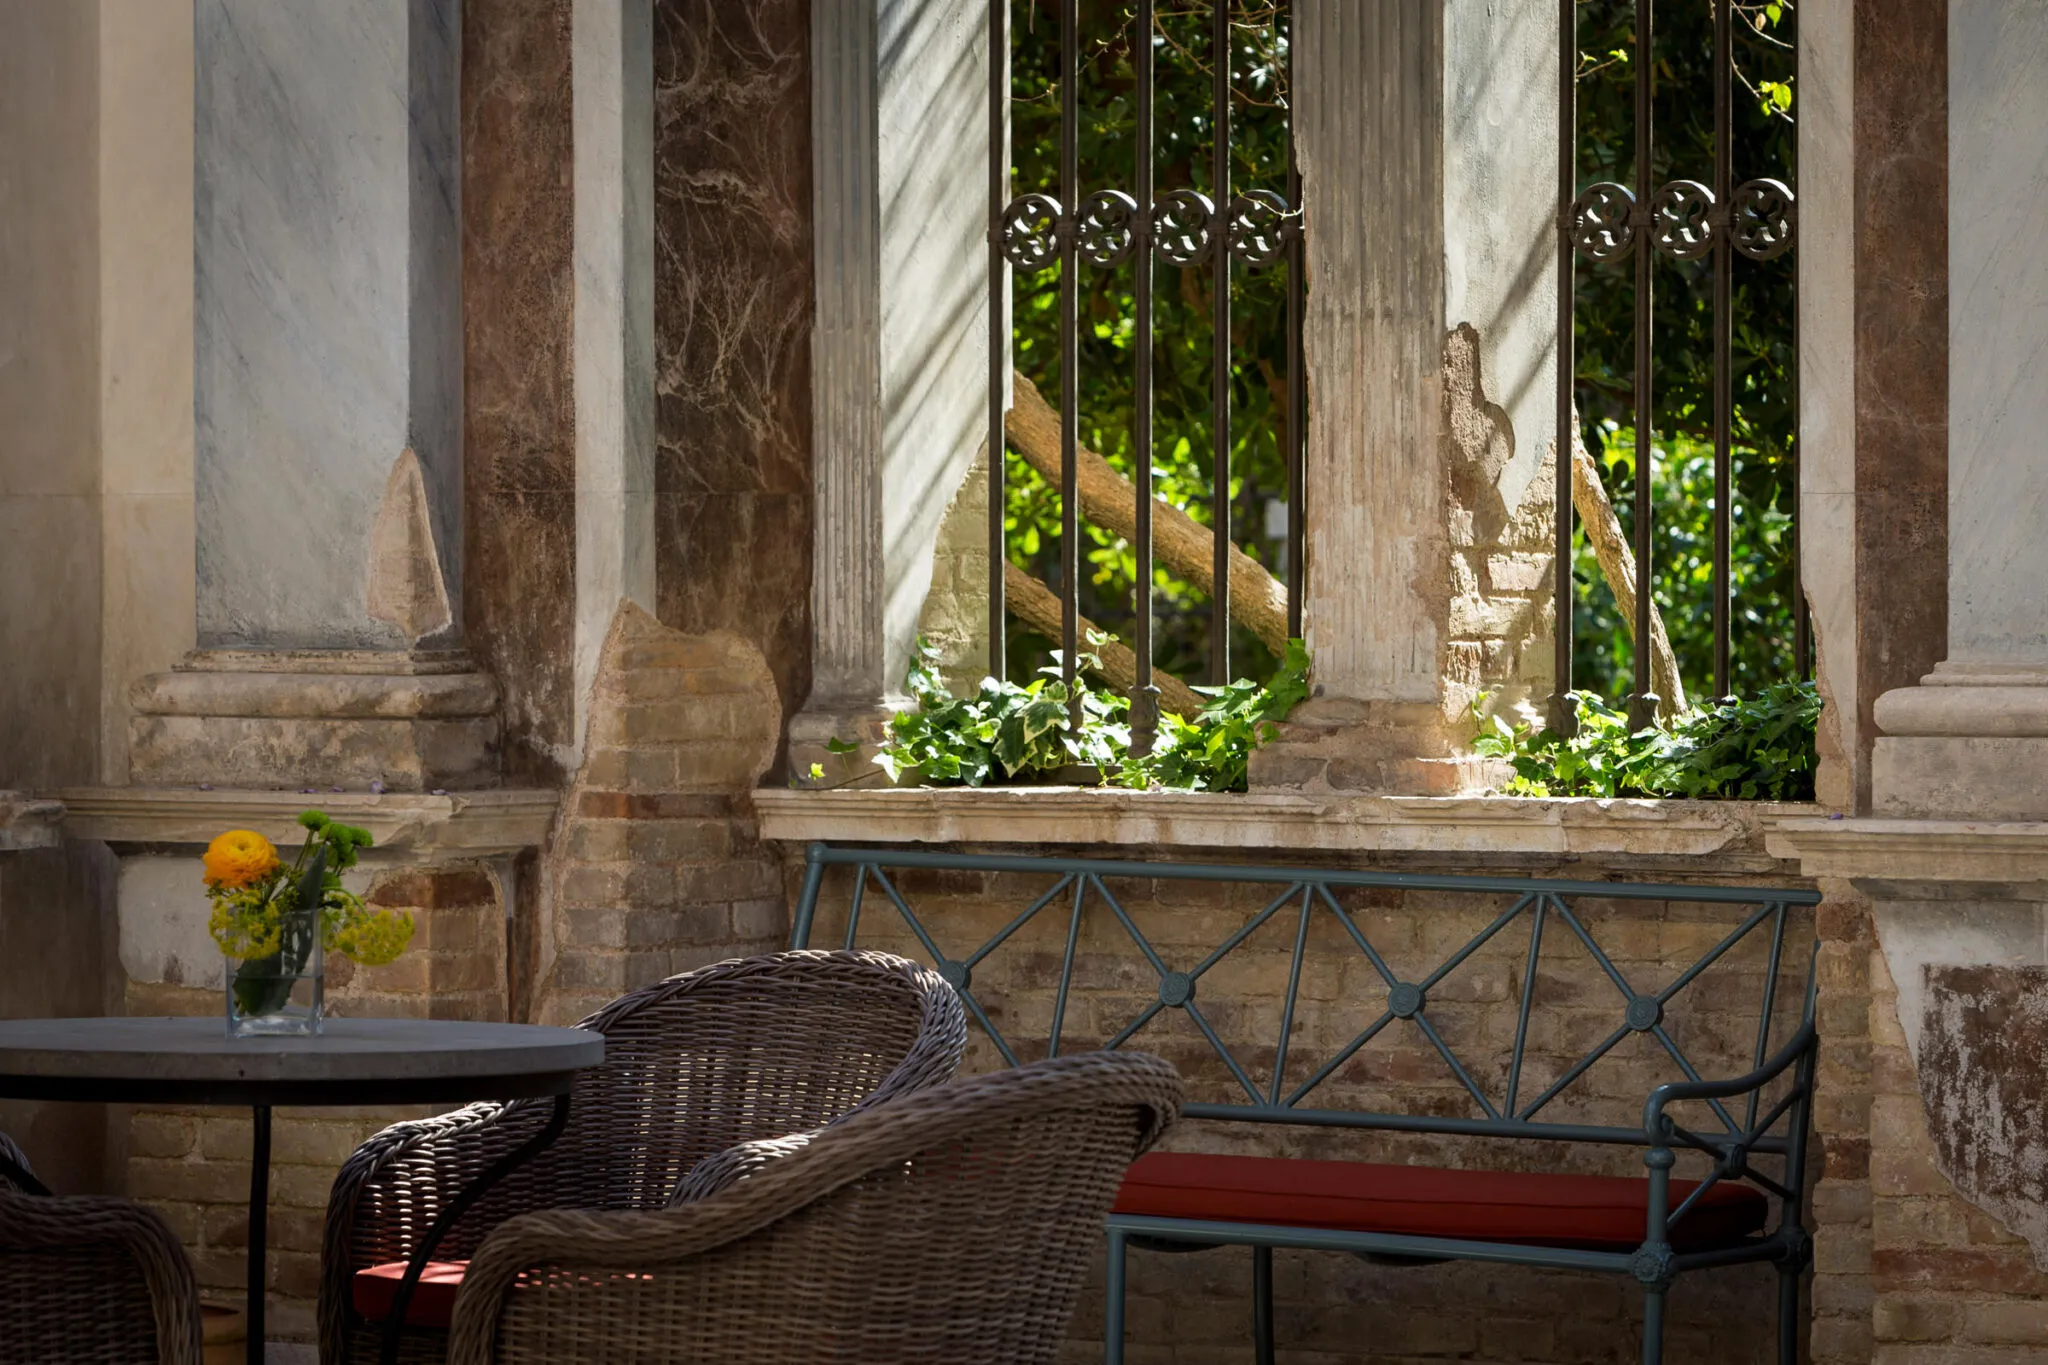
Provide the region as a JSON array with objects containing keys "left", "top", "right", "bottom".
[
  {"left": 1873, "top": 0, "right": 2048, "bottom": 820},
  {"left": 792, "top": 0, "right": 990, "bottom": 783},
  {"left": 1253, "top": 0, "right": 1559, "bottom": 793},
  {"left": 130, "top": 0, "right": 499, "bottom": 791}
]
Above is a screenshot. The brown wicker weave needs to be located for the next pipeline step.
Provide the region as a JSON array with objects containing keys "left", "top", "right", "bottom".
[
  {"left": 0, "top": 1130, "right": 205, "bottom": 1365},
  {"left": 444, "top": 1051, "right": 1183, "bottom": 1365},
  {"left": 321, "top": 950, "right": 969, "bottom": 1365}
]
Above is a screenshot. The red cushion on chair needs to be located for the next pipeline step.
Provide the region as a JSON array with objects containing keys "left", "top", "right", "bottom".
[
  {"left": 352, "top": 1261, "right": 468, "bottom": 1330},
  {"left": 1113, "top": 1152, "right": 1768, "bottom": 1253}
]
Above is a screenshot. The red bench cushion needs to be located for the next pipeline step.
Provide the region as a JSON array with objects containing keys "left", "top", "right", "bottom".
[
  {"left": 353, "top": 1261, "right": 467, "bottom": 1330},
  {"left": 1113, "top": 1152, "right": 1768, "bottom": 1253}
]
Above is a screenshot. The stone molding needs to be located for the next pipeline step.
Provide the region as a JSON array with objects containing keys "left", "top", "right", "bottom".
[
  {"left": 48, "top": 786, "right": 557, "bottom": 856},
  {"left": 1768, "top": 815, "right": 2048, "bottom": 885},
  {"left": 127, "top": 649, "right": 502, "bottom": 791},
  {"left": 756, "top": 787, "right": 1813, "bottom": 861},
  {"left": 0, "top": 792, "right": 65, "bottom": 852}
]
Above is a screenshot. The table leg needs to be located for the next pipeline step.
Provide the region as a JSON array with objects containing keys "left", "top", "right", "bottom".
[
  {"left": 379, "top": 1093, "right": 571, "bottom": 1365},
  {"left": 248, "top": 1105, "right": 271, "bottom": 1365}
]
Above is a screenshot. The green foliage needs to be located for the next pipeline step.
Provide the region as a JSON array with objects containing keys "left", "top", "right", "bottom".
[
  {"left": 1473, "top": 680, "right": 1821, "bottom": 800},
  {"left": 1118, "top": 638, "right": 1311, "bottom": 791},
  {"left": 874, "top": 637, "right": 1311, "bottom": 792}
]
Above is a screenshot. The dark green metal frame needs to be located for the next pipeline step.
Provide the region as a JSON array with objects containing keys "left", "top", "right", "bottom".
[{"left": 791, "top": 843, "right": 1823, "bottom": 1364}]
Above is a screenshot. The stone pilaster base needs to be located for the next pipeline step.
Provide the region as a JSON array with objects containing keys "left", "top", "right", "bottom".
[
  {"left": 129, "top": 650, "right": 500, "bottom": 791},
  {"left": 1248, "top": 697, "right": 1511, "bottom": 795},
  {"left": 787, "top": 701, "right": 899, "bottom": 789},
  {"left": 1873, "top": 662, "right": 2048, "bottom": 819}
]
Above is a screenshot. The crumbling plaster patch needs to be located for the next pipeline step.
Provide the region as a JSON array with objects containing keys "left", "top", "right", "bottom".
[
  {"left": 1873, "top": 897, "right": 2048, "bottom": 1269},
  {"left": 1918, "top": 964, "right": 2048, "bottom": 1269}
]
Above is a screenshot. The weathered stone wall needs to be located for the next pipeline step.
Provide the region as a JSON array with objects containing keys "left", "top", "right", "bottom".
[
  {"left": 122, "top": 865, "right": 506, "bottom": 1341},
  {"left": 794, "top": 846, "right": 1818, "bottom": 1363},
  {"left": 533, "top": 604, "right": 786, "bottom": 1026}
]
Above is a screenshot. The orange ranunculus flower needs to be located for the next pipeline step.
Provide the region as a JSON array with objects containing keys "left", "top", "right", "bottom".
[{"left": 203, "top": 830, "right": 280, "bottom": 890}]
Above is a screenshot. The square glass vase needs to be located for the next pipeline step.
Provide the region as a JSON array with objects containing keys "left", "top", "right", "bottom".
[{"left": 224, "top": 926, "right": 324, "bottom": 1037}]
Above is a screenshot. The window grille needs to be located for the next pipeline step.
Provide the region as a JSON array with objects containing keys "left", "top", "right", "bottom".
[
  {"left": 987, "top": 1, "right": 1303, "bottom": 754},
  {"left": 1555, "top": 0, "right": 1803, "bottom": 729}
]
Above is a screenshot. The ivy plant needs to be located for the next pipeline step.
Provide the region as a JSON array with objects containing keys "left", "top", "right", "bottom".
[
  {"left": 868, "top": 637, "right": 1312, "bottom": 793},
  {"left": 1473, "top": 679, "right": 1821, "bottom": 800}
]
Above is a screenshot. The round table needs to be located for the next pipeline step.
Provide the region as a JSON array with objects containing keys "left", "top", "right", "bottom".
[{"left": 0, "top": 1016, "right": 604, "bottom": 1365}]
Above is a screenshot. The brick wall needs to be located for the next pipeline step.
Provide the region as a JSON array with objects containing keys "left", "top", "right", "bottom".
[
  {"left": 794, "top": 850, "right": 1820, "bottom": 1364},
  {"left": 123, "top": 865, "right": 504, "bottom": 1341},
  {"left": 534, "top": 603, "right": 787, "bottom": 1025}
]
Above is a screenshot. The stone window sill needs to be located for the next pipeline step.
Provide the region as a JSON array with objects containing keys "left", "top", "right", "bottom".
[
  {"left": 754, "top": 786, "right": 1820, "bottom": 861},
  {"left": 43, "top": 787, "right": 559, "bottom": 857}
]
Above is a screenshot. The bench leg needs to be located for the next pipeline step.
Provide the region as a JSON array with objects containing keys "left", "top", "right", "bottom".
[
  {"left": 1105, "top": 1227, "right": 1128, "bottom": 1365},
  {"left": 1252, "top": 1245, "right": 1274, "bottom": 1365},
  {"left": 1777, "top": 1263, "right": 1800, "bottom": 1364},
  {"left": 1640, "top": 1284, "right": 1667, "bottom": 1365}
]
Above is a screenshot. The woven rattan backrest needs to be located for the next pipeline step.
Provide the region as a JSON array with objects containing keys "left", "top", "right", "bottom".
[
  {"left": 362, "top": 950, "right": 966, "bottom": 1263},
  {"left": 454, "top": 1051, "right": 1183, "bottom": 1365},
  {"left": 0, "top": 1131, "right": 203, "bottom": 1365}
]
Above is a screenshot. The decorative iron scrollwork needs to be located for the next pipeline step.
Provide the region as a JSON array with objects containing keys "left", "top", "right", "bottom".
[
  {"left": 1000, "top": 193, "right": 1063, "bottom": 272},
  {"left": 1570, "top": 182, "right": 1637, "bottom": 263},
  {"left": 1076, "top": 190, "right": 1140, "bottom": 267},
  {"left": 1730, "top": 178, "right": 1797, "bottom": 260},
  {"left": 1151, "top": 189, "right": 1216, "bottom": 267},
  {"left": 1649, "top": 180, "right": 1716, "bottom": 260},
  {"left": 1225, "top": 190, "right": 1293, "bottom": 268}
]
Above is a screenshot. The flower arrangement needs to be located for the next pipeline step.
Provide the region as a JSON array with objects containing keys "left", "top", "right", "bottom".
[{"left": 204, "top": 810, "right": 415, "bottom": 1031}]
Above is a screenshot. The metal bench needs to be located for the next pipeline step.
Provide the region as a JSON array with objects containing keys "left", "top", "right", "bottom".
[{"left": 790, "top": 842, "right": 1822, "bottom": 1365}]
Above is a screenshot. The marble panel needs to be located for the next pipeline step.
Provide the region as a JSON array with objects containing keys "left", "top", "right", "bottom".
[
  {"left": 463, "top": 0, "right": 578, "bottom": 784},
  {"left": 1848, "top": 0, "right": 1950, "bottom": 810},
  {"left": 652, "top": 0, "right": 814, "bottom": 726},
  {"left": 1948, "top": 0, "right": 2048, "bottom": 664},
  {"left": 194, "top": 0, "right": 462, "bottom": 649},
  {"left": 655, "top": 491, "right": 811, "bottom": 735}
]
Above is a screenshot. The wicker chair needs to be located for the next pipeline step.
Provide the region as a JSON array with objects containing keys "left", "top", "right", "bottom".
[
  {"left": 321, "top": 950, "right": 969, "bottom": 1364},
  {"left": 443, "top": 1051, "right": 1184, "bottom": 1365},
  {"left": 0, "top": 1130, "right": 205, "bottom": 1365}
]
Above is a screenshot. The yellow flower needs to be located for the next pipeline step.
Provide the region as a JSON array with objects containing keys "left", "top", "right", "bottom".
[{"left": 203, "top": 829, "right": 280, "bottom": 890}]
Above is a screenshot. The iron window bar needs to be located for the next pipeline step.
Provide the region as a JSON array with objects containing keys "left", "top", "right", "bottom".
[
  {"left": 989, "top": 2, "right": 1304, "bottom": 724},
  {"left": 1552, "top": 0, "right": 1800, "bottom": 734}
]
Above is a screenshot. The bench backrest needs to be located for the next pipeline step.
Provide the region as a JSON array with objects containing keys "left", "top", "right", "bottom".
[{"left": 790, "top": 844, "right": 1821, "bottom": 1155}]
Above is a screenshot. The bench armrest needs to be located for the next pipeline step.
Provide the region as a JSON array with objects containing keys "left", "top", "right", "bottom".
[{"left": 1642, "top": 1018, "right": 1817, "bottom": 1138}]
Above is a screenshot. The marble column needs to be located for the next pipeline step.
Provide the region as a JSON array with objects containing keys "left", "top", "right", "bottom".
[
  {"left": 1254, "top": 0, "right": 1558, "bottom": 792},
  {"left": 792, "top": 0, "right": 990, "bottom": 783},
  {"left": 1872, "top": 0, "right": 2048, "bottom": 821},
  {"left": 130, "top": 0, "right": 500, "bottom": 791},
  {"left": 571, "top": 0, "right": 657, "bottom": 763}
]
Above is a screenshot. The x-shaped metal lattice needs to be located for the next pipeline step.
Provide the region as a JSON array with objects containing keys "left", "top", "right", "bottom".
[{"left": 793, "top": 848, "right": 1819, "bottom": 1147}]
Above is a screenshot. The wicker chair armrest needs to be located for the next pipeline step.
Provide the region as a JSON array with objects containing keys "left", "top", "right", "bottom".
[
  {"left": 0, "top": 1188, "right": 204, "bottom": 1365},
  {"left": 450, "top": 1053, "right": 1182, "bottom": 1365},
  {"left": 318, "top": 1098, "right": 539, "bottom": 1363},
  {"left": 666, "top": 1128, "right": 820, "bottom": 1205}
]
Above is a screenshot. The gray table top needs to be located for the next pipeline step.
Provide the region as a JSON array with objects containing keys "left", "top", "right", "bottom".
[{"left": 0, "top": 1016, "right": 604, "bottom": 1105}]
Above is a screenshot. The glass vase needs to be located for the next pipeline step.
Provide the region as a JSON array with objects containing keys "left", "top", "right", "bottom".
[{"left": 225, "top": 900, "right": 324, "bottom": 1037}]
